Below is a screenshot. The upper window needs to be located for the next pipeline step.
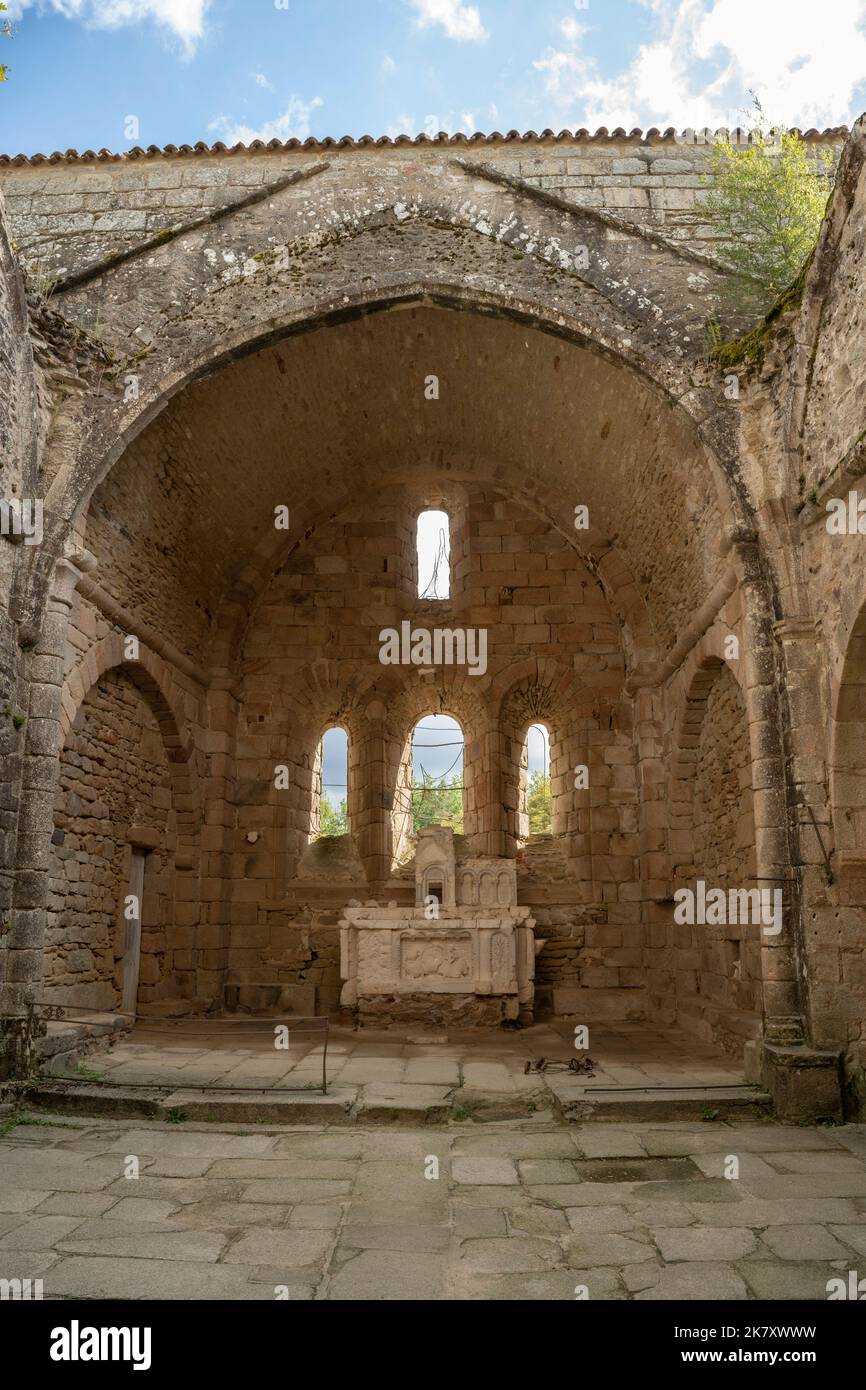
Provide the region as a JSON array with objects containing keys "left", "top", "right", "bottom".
[
  {"left": 313, "top": 726, "right": 349, "bottom": 838},
  {"left": 416, "top": 509, "right": 451, "bottom": 600}
]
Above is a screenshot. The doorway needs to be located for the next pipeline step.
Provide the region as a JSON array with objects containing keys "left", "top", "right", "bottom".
[{"left": 121, "top": 847, "right": 147, "bottom": 1015}]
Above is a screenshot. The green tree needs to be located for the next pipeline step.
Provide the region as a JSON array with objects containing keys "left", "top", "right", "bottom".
[
  {"left": 0, "top": 4, "right": 11, "bottom": 83},
  {"left": 412, "top": 769, "right": 463, "bottom": 834},
  {"left": 319, "top": 795, "right": 348, "bottom": 836},
  {"left": 527, "top": 771, "right": 552, "bottom": 834},
  {"left": 702, "top": 102, "right": 834, "bottom": 299}
]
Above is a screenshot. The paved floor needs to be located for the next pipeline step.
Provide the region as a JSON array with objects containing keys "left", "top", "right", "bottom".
[
  {"left": 1, "top": 1110, "right": 865, "bottom": 1300},
  {"left": 42, "top": 1020, "right": 749, "bottom": 1121}
]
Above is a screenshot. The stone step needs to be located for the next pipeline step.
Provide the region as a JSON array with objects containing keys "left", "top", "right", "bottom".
[
  {"left": 27, "top": 1080, "right": 359, "bottom": 1125},
  {"left": 27, "top": 1076, "right": 770, "bottom": 1128},
  {"left": 547, "top": 1083, "right": 773, "bottom": 1123}
]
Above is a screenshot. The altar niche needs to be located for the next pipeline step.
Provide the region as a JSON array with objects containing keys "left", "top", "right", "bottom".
[{"left": 339, "top": 825, "right": 541, "bottom": 1029}]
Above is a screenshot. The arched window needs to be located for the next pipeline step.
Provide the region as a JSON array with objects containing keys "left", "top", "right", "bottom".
[
  {"left": 411, "top": 714, "right": 464, "bottom": 833},
  {"left": 311, "top": 726, "right": 349, "bottom": 839},
  {"left": 519, "top": 722, "right": 552, "bottom": 837},
  {"left": 416, "top": 509, "right": 451, "bottom": 600}
]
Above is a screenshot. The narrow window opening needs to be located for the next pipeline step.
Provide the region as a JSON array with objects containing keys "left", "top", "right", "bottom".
[
  {"left": 416, "top": 509, "right": 451, "bottom": 600},
  {"left": 314, "top": 726, "right": 349, "bottom": 838},
  {"left": 520, "top": 722, "right": 552, "bottom": 837},
  {"left": 411, "top": 713, "right": 464, "bottom": 833}
]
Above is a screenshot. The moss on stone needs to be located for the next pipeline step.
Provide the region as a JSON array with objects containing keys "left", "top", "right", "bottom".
[{"left": 712, "top": 256, "right": 812, "bottom": 371}]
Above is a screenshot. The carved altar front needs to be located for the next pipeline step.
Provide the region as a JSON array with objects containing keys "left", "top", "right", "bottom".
[{"left": 339, "top": 827, "right": 540, "bottom": 1026}]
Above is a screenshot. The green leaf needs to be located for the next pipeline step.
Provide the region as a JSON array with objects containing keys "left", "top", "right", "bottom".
[
  {"left": 527, "top": 770, "right": 552, "bottom": 834},
  {"left": 701, "top": 103, "right": 834, "bottom": 305}
]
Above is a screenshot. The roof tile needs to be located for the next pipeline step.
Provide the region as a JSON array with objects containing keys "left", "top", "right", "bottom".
[{"left": 0, "top": 126, "right": 849, "bottom": 166}]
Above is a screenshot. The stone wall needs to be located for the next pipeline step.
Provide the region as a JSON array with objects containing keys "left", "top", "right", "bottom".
[
  {"left": 0, "top": 187, "right": 40, "bottom": 1069},
  {"left": 675, "top": 663, "right": 761, "bottom": 1054},
  {"left": 2, "top": 119, "right": 866, "bottom": 1117},
  {"left": 0, "top": 133, "right": 843, "bottom": 285},
  {"left": 46, "top": 667, "right": 176, "bottom": 1010},
  {"left": 0, "top": 192, "right": 23, "bottom": 979},
  {"left": 221, "top": 483, "right": 640, "bottom": 1017}
]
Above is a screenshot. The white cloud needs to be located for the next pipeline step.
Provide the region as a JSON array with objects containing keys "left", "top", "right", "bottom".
[
  {"left": 8, "top": 0, "right": 212, "bottom": 55},
  {"left": 411, "top": 0, "right": 488, "bottom": 43},
  {"left": 386, "top": 112, "right": 416, "bottom": 138},
  {"left": 533, "top": 0, "right": 866, "bottom": 131},
  {"left": 381, "top": 53, "right": 397, "bottom": 76},
  {"left": 560, "top": 16, "right": 584, "bottom": 43},
  {"left": 385, "top": 109, "right": 478, "bottom": 139},
  {"left": 208, "top": 95, "right": 324, "bottom": 146},
  {"left": 251, "top": 72, "right": 275, "bottom": 92}
]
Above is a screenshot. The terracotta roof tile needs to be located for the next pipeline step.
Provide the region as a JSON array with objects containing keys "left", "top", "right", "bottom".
[{"left": 0, "top": 126, "right": 850, "bottom": 166}]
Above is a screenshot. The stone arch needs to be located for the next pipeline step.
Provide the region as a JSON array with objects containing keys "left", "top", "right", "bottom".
[
  {"left": 57, "top": 634, "right": 200, "bottom": 888},
  {"left": 48, "top": 286, "right": 726, "bottom": 524},
  {"left": 44, "top": 176, "right": 750, "bottom": 518},
  {"left": 47, "top": 651, "right": 200, "bottom": 1014},
  {"left": 821, "top": 593, "right": 866, "bottom": 1094},
  {"left": 494, "top": 657, "right": 615, "bottom": 851},
  {"left": 369, "top": 675, "right": 487, "bottom": 865},
  {"left": 389, "top": 698, "right": 473, "bottom": 869},
  {"left": 666, "top": 613, "right": 751, "bottom": 883},
  {"left": 667, "top": 652, "right": 761, "bottom": 1055},
  {"left": 9, "top": 201, "right": 770, "bottom": 1055},
  {"left": 60, "top": 631, "right": 195, "bottom": 765},
  {"left": 231, "top": 657, "right": 372, "bottom": 890},
  {"left": 30, "top": 247, "right": 749, "bottom": 647},
  {"left": 830, "top": 598, "right": 866, "bottom": 867}
]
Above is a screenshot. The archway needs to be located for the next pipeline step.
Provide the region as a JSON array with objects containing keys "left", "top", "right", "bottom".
[
  {"left": 11, "top": 288, "right": 779, "bottom": 1056},
  {"left": 668, "top": 657, "right": 762, "bottom": 1056},
  {"left": 46, "top": 665, "right": 182, "bottom": 1015},
  {"left": 825, "top": 598, "right": 866, "bottom": 1083}
]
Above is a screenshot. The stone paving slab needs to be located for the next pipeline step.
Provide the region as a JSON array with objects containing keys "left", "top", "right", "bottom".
[
  {"left": 0, "top": 1109, "right": 864, "bottom": 1300},
  {"left": 39, "top": 1020, "right": 752, "bottom": 1131},
  {"left": 54, "top": 1224, "right": 229, "bottom": 1262},
  {"left": 223, "top": 1229, "right": 332, "bottom": 1266},
  {"left": 46, "top": 1255, "right": 272, "bottom": 1300},
  {"left": 639, "top": 1127, "right": 844, "bottom": 1155},
  {"left": 831, "top": 1223, "right": 866, "bottom": 1255},
  {"left": 451, "top": 1156, "right": 519, "bottom": 1185},
  {"left": 338, "top": 1221, "right": 451, "bottom": 1252},
  {"left": 207, "top": 1158, "right": 358, "bottom": 1180},
  {"left": 635, "top": 1262, "right": 750, "bottom": 1301},
  {"left": 326, "top": 1248, "right": 449, "bottom": 1299}
]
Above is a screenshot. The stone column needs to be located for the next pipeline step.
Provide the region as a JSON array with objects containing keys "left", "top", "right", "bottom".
[
  {"left": 729, "top": 534, "right": 804, "bottom": 1043},
  {"left": 355, "top": 708, "right": 393, "bottom": 889},
  {"left": 772, "top": 617, "right": 837, "bottom": 1033},
  {"left": 477, "top": 719, "right": 507, "bottom": 857},
  {"left": 197, "top": 673, "right": 239, "bottom": 1007},
  {"left": 731, "top": 537, "right": 843, "bottom": 1117}
]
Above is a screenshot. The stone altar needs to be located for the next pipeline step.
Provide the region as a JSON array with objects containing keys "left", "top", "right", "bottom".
[{"left": 339, "top": 827, "right": 540, "bottom": 1026}]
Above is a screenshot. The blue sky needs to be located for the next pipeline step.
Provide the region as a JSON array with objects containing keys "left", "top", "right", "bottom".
[{"left": 2, "top": 1, "right": 866, "bottom": 156}]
